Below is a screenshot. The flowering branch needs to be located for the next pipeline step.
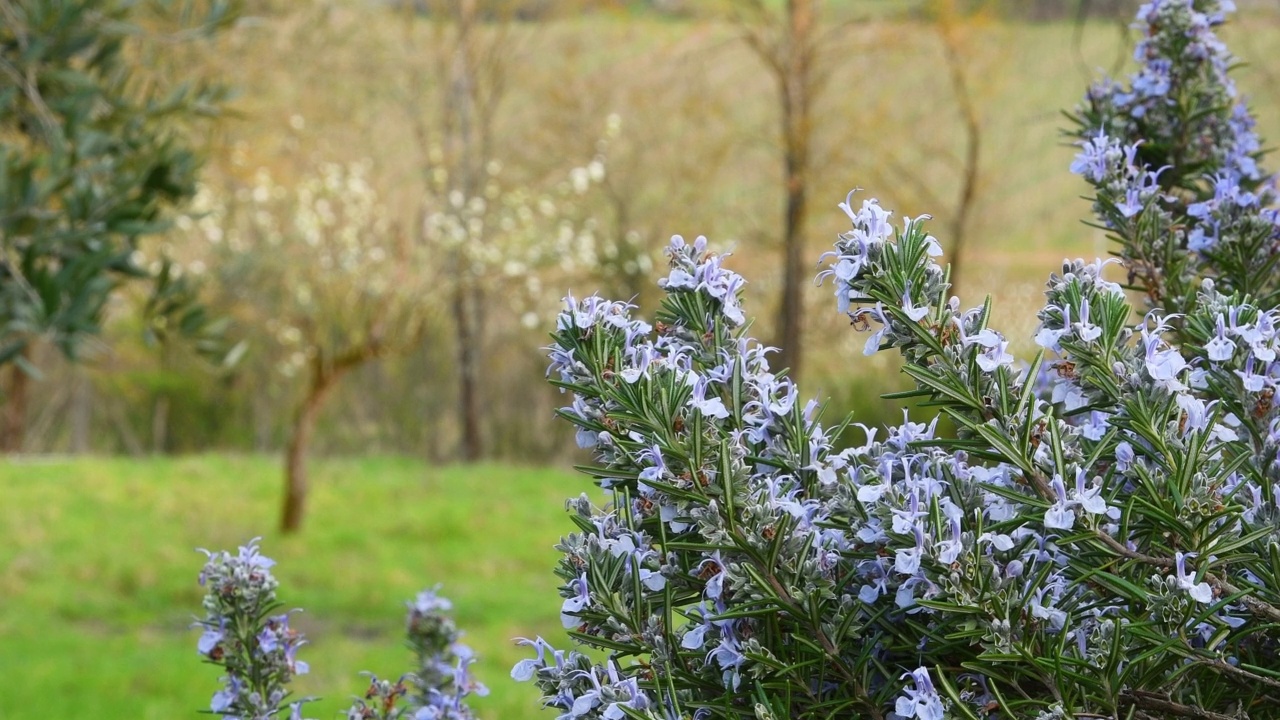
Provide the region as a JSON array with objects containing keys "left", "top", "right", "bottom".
[
  {"left": 1069, "top": 0, "right": 1280, "bottom": 322},
  {"left": 194, "top": 545, "right": 485, "bottom": 720},
  {"left": 195, "top": 539, "right": 313, "bottom": 720}
]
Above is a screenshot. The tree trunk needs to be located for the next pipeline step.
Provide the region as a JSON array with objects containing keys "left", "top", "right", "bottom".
[
  {"left": 939, "top": 17, "right": 981, "bottom": 304},
  {"left": 445, "top": 0, "right": 484, "bottom": 463},
  {"left": 770, "top": 0, "right": 815, "bottom": 382},
  {"left": 69, "top": 368, "right": 93, "bottom": 454},
  {"left": 1, "top": 349, "right": 31, "bottom": 453},
  {"left": 774, "top": 141, "right": 809, "bottom": 380},
  {"left": 453, "top": 281, "right": 483, "bottom": 461},
  {"left": 253, "top": 382, "right": 273, "bottom": 453},
  {"left": 151, "top": 395, "right": 171, "bottom": 454},
  {"left": 152, "top": 347, "right": 171, "bottom": 454},
  {"left": 280, "top": 372, "right": 338, "bottom": 534},
  {"left": 105, "top": 396, "right": 146, "bottom": 456}
]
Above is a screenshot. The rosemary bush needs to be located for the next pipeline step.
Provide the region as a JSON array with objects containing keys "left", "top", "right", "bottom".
[
  {"left": 194, "top": 540, "right": 484, "bottom": 720},
  {"left": 519, "top": 2, "right": 1280, "bottom": 719}
]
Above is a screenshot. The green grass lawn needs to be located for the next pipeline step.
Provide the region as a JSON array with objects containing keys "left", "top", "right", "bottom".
[{"left": 0, "top": 455, "right": 587, "bottom": 720}]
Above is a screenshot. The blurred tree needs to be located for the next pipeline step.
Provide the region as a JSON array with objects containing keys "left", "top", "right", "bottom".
[
  {"left": 138, "top": 260, "right": 246, "bottom": 452},
  {"left": 180, "top": 162, "right": 435, "bottom": 533},
  {"left": 407, "top": 0, "right": 508, "bottom": 462},
  {"left": 730, "top": 0, "right": 827, "bottom": 383},
  {"left": 918, "top": 0, "right": 987, "bottom": 302},
  {"left": 727, "top": 0, "right": 1007, "bottom": 364},
  {"left": 1015, "top": 0, "right": 1132, "bottom": 21},
  {"left": 0, "top": 0, "right": 239, "bottom": 452},
  {"left": 937, "top": 1, "right": 980, "bottom": 301},
  {"left": 529, "top": 32, "right": 740, "bottom": 306},
  {"left": 836, "top": 0, "right": 998, "bottom": 307},
  {"left": 400, "top": 0, "right": 605, "bottom": 461},
  {"left": 184, "top": 145, "right": 601, "bottom": 528}
]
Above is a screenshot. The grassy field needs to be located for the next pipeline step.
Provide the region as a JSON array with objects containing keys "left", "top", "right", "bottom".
[{"left": 0, "top": 455, "right": 587, "bottom": 720}]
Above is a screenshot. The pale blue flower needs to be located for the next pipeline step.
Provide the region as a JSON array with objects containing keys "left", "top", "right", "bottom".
[
  {"left": 1144, "top": 332, "right": 1188, "bottom": 388},
  {"left": 1029, "top": 585, "right": 1068, "bottom": 631},
  {"left": 561, "top": 574, "right": 590, "bottom": 628},
  {"left": 894, "top": 545, "right": 922, "bottom": 576},
  {"left": 1070, "top": 131, "right": 1116, "bottom": 182},
  {"left": 1044, "top": 476, "right": 1076, "bottom": 530},
  {"left": 1073, "top": 298, "right": 1102, "bottom": 342},
  {"left": 689, "top": 376, "right": 729, "bottom": 419},
  {"left": 977, "top": 340, "right": 1015, "bottom": 373},
  {"left": 934, "top": 517, "right": 964, "bottom": 565},
  {"left": 864, "top": 325, "right": 887, "bottom": 356},
  {"left": 1175, "top": 552, "right": 1214, "bottom": 603},
  {"left": 1071, "top": 469, "right": 1109, "bottom": 516},
  {"left": 697, "top": 551, "right": 727, "bottom": 600},
  {"left": 1207, "top": 315, "right": 1235, "bottom": 362},
  {"left": 198, "top": 626, "right": 224, "bottom": 655},
  {"left": 1034, "top": 303, "right": 1070, "bottom": 352},
  {"left": 1115, "top": 441, "right": 1135, "bottom": 471},
  {"left": 1235, "top": 356, "right": 1267, "bottom": 391},
  {"left": 1081, "top": 410, "right": 1111, "bottom": 442},
  {"left": 901, "top": 291, "right": 929, "bottom": 322},
  {"left": 511, "top": 637, "right": 553, "bottom": 682},
  {"left": 211, "top": 684, "right": 237, "bottom": 714},
  {"left": 680, "top": 623, "right": 708, "bottom": 652},
  {"left": 894, "top": 668, "right": 945, "bottom": 720}
]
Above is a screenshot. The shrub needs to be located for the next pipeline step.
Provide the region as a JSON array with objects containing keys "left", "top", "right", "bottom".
[
  {"left": 193, "top": 540, "right": 484, "bottom": 720},
  {"left": 519, "top": 2, "right": 1280, "bottom": 719}
]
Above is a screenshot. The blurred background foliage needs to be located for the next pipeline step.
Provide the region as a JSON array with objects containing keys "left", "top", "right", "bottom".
[{"left": 7, "top": 0, "right": 1280, "bottom": 464}]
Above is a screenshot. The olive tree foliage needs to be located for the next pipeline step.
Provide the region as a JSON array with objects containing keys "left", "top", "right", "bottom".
[{"left": 0, "top": 0, "right": 240, "bottom": 451}]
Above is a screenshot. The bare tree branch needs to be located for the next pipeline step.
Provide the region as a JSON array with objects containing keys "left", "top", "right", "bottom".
[
  {"left": 729, "top": 0, "right": 823, "bottom": 381},
  {"left": 936, "top": 9, "right": 982, "bottom": 301}
]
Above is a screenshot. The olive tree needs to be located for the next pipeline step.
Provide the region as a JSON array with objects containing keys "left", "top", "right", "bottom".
[
  {"left": 0, "top": 0, "right": 239, "bottom": 451},
  {"left": 180, "top": 162, "right": 432, "bottom": 532},
  {"left": 183, "top": 147, "right": 603, "bottom": 531}
]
